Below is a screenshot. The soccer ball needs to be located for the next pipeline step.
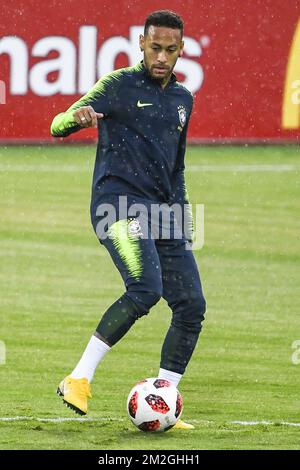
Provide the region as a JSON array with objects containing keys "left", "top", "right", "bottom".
[{"left": 127, "top": 378, "right": 183, "bottom": 432}]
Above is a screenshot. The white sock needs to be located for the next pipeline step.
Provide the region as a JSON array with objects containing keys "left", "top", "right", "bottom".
[
  {"left": 158, "top": 368, "right": 182, "bottom": 387},
  {"left": 70, "top": 335, "right": 111, "bottom": 383}
]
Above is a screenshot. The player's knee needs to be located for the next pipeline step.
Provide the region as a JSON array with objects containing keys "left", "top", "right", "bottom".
[
  {"left": 172, "top": 294, "right": 206, "bottom": 333},
  {"left": 194, "top": 296, "right": 206, "bottom": 332},
  {"left": 126, "top": 289, "right": 162, "bottom": 317},
  {"left": 190, "top": 295, "right": 206, "bottom": 329},
  {"left": 197, "top": 295, "right": 206, "bottom": 317}
]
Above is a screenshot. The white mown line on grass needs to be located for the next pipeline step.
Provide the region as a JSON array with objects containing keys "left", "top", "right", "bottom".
[
  {"left": 0, "top": 416, "right": 122, "bottom": 423},
  {"left": 0, "top": 416, "right": 300, "bottom": 427}
]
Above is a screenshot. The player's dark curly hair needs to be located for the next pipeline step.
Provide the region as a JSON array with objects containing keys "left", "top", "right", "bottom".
[{"left": 144, "top": 10, "right": 184, "bottom": 37}]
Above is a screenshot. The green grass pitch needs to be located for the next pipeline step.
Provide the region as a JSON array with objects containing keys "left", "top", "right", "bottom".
[{"left": 0, "top": 144, "right": 299, "bottom": 450}]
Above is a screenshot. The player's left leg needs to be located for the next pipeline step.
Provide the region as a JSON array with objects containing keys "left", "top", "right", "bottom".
[{"left": 156, "top": 238, "right": 206, "bottom": 428}]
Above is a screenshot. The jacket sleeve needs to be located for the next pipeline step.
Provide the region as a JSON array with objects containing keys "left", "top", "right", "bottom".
[
  {"left": 171, "top": 109, "right": 194, "bottom": 242},
  {"left": 50, "top": 71, "right": 119, "bottom": 137}
]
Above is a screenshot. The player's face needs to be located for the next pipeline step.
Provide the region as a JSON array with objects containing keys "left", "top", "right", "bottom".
[{"left": 140, "top": 26, "right": 184, "bottom": 86}]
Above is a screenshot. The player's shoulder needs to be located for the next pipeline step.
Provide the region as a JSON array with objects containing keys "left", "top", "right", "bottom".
[
  {"left": 102, "top": 63, "right": 143, "bottom": 81},
  {"left": 96, "top": 63, "right": 143, "bottom": 89},
  {"left": 173, "top": 80, "right": 194, "bottom": 102}
]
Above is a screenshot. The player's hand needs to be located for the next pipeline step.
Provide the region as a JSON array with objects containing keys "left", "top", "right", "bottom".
[{"left": 73, "top": 106, "right": 104, "bottom": 128}]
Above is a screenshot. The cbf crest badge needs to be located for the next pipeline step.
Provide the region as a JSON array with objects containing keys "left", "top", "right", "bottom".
[
  {"left": 128, "top": 218, "right": 143, "bottom": 238},
  {"left": 178, "top": 105, "right": 187, "bottom": 127}
]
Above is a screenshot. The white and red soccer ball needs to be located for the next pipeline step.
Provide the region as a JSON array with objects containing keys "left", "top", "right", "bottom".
[{"left": 127, "top": 378, "right": 183, "bottom": 432}]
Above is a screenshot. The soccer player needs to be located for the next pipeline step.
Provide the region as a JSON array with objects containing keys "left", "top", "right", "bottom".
[{"left": 51, "top": 10, "right": 206, "bottom": 430}]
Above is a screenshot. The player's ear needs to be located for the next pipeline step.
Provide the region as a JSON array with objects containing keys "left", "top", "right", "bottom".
[
  {"left": 139, "top": 34, "right": 145, "bottom": 52},
  {"left": 179, "top": 40, "right": 184, "bottom": 57}
]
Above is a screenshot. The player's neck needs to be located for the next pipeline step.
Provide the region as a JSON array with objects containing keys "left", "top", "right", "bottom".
[{"left": 160, "top": 75, "right": 172, "bottom": 89}]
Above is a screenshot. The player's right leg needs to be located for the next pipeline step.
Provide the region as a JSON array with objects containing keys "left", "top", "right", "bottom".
[
  {"left": 57, "top": 215, "right": 162, "bottom": 415},
  {"left": 95, "top": 218, "right": 162, "bottom": 340}
]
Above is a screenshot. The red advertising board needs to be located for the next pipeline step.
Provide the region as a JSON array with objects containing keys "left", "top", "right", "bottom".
[{"left": 0, "top": 0, "right": 299, "bottom": 142}]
